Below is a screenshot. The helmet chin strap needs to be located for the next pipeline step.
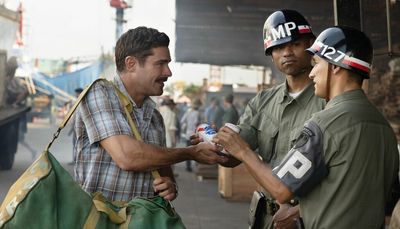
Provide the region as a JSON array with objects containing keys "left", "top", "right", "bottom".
[{"left": 325, "top": 63, "right": 332, "bottom": 102}]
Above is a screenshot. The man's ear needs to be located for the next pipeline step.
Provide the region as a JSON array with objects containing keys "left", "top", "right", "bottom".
[
  {"left": 332, "top": 64, "right": 341, "bottom": 75},
  {"left": 124, "top": 56, "right": 137, "bottom": 72}
]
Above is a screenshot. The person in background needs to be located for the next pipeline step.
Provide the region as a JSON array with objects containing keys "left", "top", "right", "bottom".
[
  {"left": 176, "top": 102, "right": 188, "bottom": 144},
  {"left": 204, "top": 97, "right": 216, "bottom": 124},
  {"left": 5, "top": 56, "right": 36, "bottom": 159},
  {"left": 5, "top": 57, "right": 29, "bottom": 108},
  {"left": 238, "top": 98, "right": 250, "bottom": 116},
  {"left": 209, "top": 98, "right": 225, "bottom": 130},
  {"left": 159, "top": 98, "right": 177, "bottom": 148},
  {"left": 180, "top": 98, "right": 202, "bottom": 172},
  {"left": 175, "top": 101, "right": 188, "bottom": 145},
  {"left": 74, "top": 26, "right": 227, "bottom": 202},
  {"left": 214, "top": 26, "right": 399, "bottom": 229},
  {"left": 222, "top": 94, "right": 239, "bottom": 125}
]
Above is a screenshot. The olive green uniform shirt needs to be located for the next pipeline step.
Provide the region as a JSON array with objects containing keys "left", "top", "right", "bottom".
[
  {"left": 296, "top": 89, "right": 399, "bottom": 228},
  {"left": 238, "top": 82, "right": 325, "bottom": 167}
]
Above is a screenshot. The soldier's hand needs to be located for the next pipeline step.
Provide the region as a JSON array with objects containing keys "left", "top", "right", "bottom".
[
  {"left": 192, "top": 142, "right": 228, "bottom": 164},
  {"left": 213, "top": 126, "right": 249, "bottom": 161},
  {"left": 272, "top": 204, "right": 300, "bottom": 229}
]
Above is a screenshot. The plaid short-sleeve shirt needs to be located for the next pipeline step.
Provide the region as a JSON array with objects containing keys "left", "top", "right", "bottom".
[{"left": 74, "top": 75, "right": 166, "bottom": 201}]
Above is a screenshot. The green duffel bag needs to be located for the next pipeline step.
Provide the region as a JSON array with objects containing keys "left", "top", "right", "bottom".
[
  {"left": 0, "top": 151, "right": 185, "bottom": 229},
  {"left": 0, "top": 79, "right": 186, "bottom": 229}
]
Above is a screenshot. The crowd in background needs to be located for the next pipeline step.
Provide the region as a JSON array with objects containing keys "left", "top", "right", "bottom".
[{"left": 158, "top": 94, "right": 243, "bottom": 171}]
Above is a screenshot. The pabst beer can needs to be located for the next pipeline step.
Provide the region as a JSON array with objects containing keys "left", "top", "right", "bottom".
[
  {"left": 196, "top": 123, "right": 240, "bottom": 155},
  {"left": 196, "top": 123, "right": 217, "bottom": 144}
]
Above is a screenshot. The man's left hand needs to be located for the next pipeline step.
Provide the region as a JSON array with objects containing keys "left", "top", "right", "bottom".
[{"left": 153, "top": 177, "right": 178, "bottom": 201}]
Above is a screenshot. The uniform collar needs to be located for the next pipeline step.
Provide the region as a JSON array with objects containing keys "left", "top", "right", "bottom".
[
  {"left": 113, "top": 74, "right": 156, "bottom": 109},
  {"left": 279, "top": 81, "right": 316, "bottom": 108},
  {"left": 325, "top": 89, "right": 365, "bottom": 109}
]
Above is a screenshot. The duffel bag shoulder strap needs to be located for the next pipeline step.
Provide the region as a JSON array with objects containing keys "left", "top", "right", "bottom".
[
  {"left": 112, "top": 84, "right": 161, "bottom": 179},
  {"left": 45, "top": 78, "right": 108, "bottom": 152}
]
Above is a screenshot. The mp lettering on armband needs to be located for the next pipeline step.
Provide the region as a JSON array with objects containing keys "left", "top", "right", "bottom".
[
  {"left": 273, "top": 121, "right": 328, "bottom": 196},
  {"left": 276, "top": 150, "right": 312, "bottom": 179}
]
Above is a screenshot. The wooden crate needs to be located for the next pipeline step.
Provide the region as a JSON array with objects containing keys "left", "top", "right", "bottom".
[
  {"left": 195, "top": 163, "right": 218, "bottom": 180},
  {"left": 218, "top": 164, "right": 259, "bottom": 202}
]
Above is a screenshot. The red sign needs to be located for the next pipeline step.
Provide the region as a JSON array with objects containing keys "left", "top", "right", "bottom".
[{"left": 109, "top": 0, "right": 129, "bottom": 9}]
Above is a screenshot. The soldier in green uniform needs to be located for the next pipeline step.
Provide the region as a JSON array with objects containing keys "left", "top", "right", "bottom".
[
  {"left": 214, "top": 26, "right": 399, "bottom": 228},
  {"left": 219, "top": 9, "right": 325, "bottom": 228}
]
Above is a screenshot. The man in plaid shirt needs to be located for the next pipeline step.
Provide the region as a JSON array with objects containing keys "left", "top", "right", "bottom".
[{"left": 73, "top": 27, "right": 228, "bottom": 202}]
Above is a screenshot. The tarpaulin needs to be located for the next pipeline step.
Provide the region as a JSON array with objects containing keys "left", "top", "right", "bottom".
[{"left": 44, "top": 59, "right": 104, "bottom": 95}]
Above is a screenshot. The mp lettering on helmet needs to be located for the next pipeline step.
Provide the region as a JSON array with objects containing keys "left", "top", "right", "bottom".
[
  {"left": 265, "top": 23, "right": 312, "bottom": 49},
  {"left": 270, "top": 22, "right": 296, "bottom": 41},
  {"left": 276, "top": 150, "right": 312, "bottom": 179}
]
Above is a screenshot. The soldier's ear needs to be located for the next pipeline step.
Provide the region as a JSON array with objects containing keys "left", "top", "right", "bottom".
[
  {"left": 332, "top": 64, "right": 341, "bottom": 74},
  {"left": 124, "top": 56, "right": 137, "bottom": 72}
]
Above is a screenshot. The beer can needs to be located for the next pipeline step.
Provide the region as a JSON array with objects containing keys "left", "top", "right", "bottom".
[
  {"left": 196, "top": 123, "right": 217, "bottom": 144},
  {"left": 220, "top": 123, "right": 240, "bottom": 155}
]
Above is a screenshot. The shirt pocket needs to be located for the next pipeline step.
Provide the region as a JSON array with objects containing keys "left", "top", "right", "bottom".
[{"left": 252, "top": 114, "right": 279, "bottom": 162}]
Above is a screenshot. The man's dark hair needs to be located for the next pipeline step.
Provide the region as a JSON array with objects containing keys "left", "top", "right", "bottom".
[
  {"left": 224, "top": 94, "right": 234, "bottom": 104},
  {"left": 115, "top": 26, "right": 170, "bottom": 72},
  {"left": 347, "top": 70, "right": 364, "bottom": 86}
]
